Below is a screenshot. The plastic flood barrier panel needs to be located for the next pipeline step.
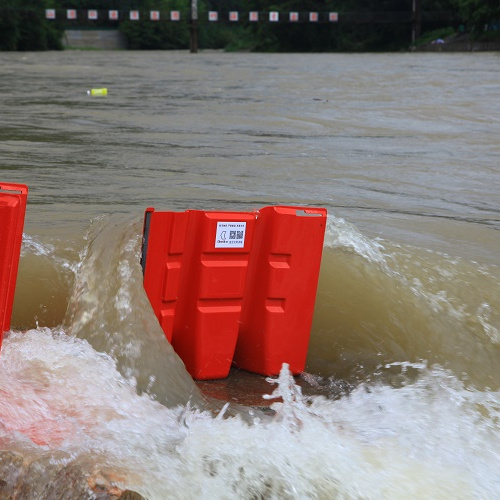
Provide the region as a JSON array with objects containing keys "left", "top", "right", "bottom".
[
  {"left": 141, "top": 205, "right": 326, "bottom": 379},
  {"left": 233, "top": 206, "right": 327, "bottom": 375},
  {"left": 0, "top": 183, "right": 28, "bottom": 348},
  {"left": 142, "top": 208, "right": 256, "bottom": 379}
]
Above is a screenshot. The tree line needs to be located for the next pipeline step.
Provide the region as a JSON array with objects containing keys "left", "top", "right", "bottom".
[{"left": 1, "top": 0, "right": 499, "bottom": 51}]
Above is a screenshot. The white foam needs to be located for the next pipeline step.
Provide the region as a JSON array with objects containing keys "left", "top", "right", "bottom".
[{"left": 1, "top": 332, "right": 499, "bottom": 498}]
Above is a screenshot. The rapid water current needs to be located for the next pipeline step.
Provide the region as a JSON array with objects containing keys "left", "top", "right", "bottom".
[{"left": 0, "top": 50, "right": 499, "bottom": 498}]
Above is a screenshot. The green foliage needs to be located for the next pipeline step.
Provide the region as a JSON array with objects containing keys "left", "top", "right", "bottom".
[
  {"left": 118, "top": 0, "right": 190, "bottom": 50},
  {"left": 0, "top": 0, "right": 64, "bottom": 50},
  {"left": 414, "top": 26, "right": 456, "bottom": 45},
  {"left": 120, "top": 18, "right": 189, "bottom": 50},
  {"left": 0, "top": 6, "right": 20, "bottom": 51},
  {"left": 454, "top": 0, "right": 500, "bottom": 35}
]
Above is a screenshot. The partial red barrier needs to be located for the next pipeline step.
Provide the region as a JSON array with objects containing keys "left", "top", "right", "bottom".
[
  {"left": 233, "top": 206, "right": 326, "bottom": 375},
  {"left": 142, "top": 209, "right": 256, "bottom": 379},
  {"left": 0, "top": 183, "right": 28, "bottom": 347}
]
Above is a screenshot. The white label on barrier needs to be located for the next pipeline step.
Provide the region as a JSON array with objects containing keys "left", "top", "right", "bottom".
[{"left": 215, "top": 222, "right": 246, "bottom": 248}]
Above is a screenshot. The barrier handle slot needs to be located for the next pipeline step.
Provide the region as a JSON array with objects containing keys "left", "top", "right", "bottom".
[
  {"left": 0, "top": 184, "right": 28, "bottom": 195},
  {"left": 295, "top": 209, "right": 323, "bottom": 217}
]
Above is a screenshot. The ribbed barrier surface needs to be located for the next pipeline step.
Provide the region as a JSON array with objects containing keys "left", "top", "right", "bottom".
[
  {"left": 142, "top": 206, "right": 326, "bottom": 380},
  {"left": 234, "top": 206, "right": 326, "bottom": 376}
]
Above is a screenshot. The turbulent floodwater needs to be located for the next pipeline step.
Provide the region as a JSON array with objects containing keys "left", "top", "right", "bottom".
[{"left": 1, "top": 50, "right": 500, "bottom": 498}]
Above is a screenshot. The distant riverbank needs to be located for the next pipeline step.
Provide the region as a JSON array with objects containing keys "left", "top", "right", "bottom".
[
  {"left": 62, "top": 29, "right": 500, "bottom": 52},
  {"left": 414, "top": 33, "right": 500, "bottom": 52}
]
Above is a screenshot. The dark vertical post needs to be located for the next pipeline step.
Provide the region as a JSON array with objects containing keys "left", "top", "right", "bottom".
[
  {"left": 190, "top": 0, "right": 198, "bottom": 53},
  {"left": 412, "top": 0, "right": 422, "bottom": 44}
]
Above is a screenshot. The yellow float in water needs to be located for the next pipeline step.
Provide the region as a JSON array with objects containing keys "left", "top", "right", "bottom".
[{"left": 87, "top": 88, "right": 108, "bottom": 96}]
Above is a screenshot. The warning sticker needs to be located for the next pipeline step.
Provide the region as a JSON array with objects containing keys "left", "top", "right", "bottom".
[{"left": 215, "top": 221, "right": 247, "bottom": 248}]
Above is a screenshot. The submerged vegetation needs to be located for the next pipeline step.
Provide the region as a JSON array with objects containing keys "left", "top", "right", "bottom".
[{"left": 1, "top": 0, "right": 499, "bottom": 51}]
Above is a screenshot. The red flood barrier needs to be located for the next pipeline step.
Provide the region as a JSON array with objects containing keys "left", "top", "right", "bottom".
[
  {"left": 141, "top": 205, "right": 326, "bottom": 380},
  {"left": 0, "top": 183, "right": 28, "bottom": 347},
  {"left": 142, "top": 209, "right": 256, "bottom": 379},
  {"left": 233, "top": 206, "right": 327, "bottom": 376}
]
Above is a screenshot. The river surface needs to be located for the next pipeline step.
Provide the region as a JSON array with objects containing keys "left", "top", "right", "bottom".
[{"left": 1, "top": 50, "right": 500, "bottom": 498}]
